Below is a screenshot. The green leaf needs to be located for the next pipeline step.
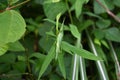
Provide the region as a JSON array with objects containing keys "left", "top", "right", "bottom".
[
  {"left": 34, "top": 59, "right": 46, "bottom": 73},
  {"left": 8, "top": 0, "right": 19, "bottom": 5},
  {"left": 0, "top": 45, "right": 8, "bottom": 56},
  {"left": 94, "top": 0, "right": 114, "bottom": 14},
  {"left": 43, "top": 1, "right": 67, "bottom": 20},
  {"left": 85, "top": 0, "right": 89, "bottom": 3},
  {"left": 104, "top": 27, "right": 120, "bottom": 42},
  {"left": 70, "top": 24, "right": 80, "bottom": 39},
  {"left": 12, "top": 61, "right": 26, "bottom": 73},
  {"left": 84, "top": 12, "right": 102, "bottom": 19},
  {"left": 27, "top": 25, "right": 36, "bottom": 32},
  {"left": 62, "top": 41, "right": 102, "bottom": 60},
  {"left": 38, "top": 43, "right": 55, "bottom": 80},
  {"left": 116, "top": 13, "right": 120, "bottom": 18},
  {"left": 0, "top": 53, "right": 16, "bottom": 63},
  {"left": 94, "top": 0, "right": 106, "bottom": 14},
  {"left": 93, "top": 29, "right": 105, "bottom": 40},
  {"left": 46, "top": 31, "right": 56, "bottom": 37},
  {"left": 75, "top": 0, "right": 84, "bottom": 18},
  {"left": 18, "top": 56, "right": 26, "bottom": 61},
  {"left": 0, "top": 10, "right": 26, "bottom": 46},
  {"left": 39, "top": 22, "right": 54, "bottom": 36},
  {"left": 0, "top": 64, "right": 11, "bottom": 74},
  {"left": 105, "top": 0, "right": 114, "bottom": 10},
  {"left": 113, "top": 0, "right": 120, "bottom": 7},
  {"left": 58, "top": 53, "right": 66, "bottom": 79},
  {"left": 29, "top": 53, "right": 46, "bottom": 72},
  {"left": 101, "top": 40, "right": 109, "bottom": 49},
  {"left": 94, "top": 38, "right": 101, "bottom": 46},
  {"left": 79, "top": 20, "right": 93, "bottom": 32},
  {"left": 8, "top": 41, "right": 25, "bottom": 51},
  {"left": 29, "top": 52, "right": 45, "bottom": 59},
  {"left": 96, "top": 19, "right": 111, "bottom": 29},
  {"left": 39, "top": 36, "right": 54, "bottom": 52}
]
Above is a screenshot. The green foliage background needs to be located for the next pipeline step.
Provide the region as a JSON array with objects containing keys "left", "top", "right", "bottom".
[{"left": 0, "top": 0, "right": 120, "bottom": 80}]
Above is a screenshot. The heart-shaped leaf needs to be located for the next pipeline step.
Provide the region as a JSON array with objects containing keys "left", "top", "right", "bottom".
[{"left": 0, "top": 10, "right": 26, "bottom": 46}]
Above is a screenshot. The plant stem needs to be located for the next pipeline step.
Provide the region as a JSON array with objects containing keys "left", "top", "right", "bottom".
[
  {"left": 6, "top": 0, "right": 30, "bottom": 10},
  {"left": 96, "top": 0, "right": 120, "bottom": 23},
  {"left": 65, "top": 0, "right": 73, "bottom": 24},
  {"left": 25, "top": 48, "right": 34, "bottom": 80}
]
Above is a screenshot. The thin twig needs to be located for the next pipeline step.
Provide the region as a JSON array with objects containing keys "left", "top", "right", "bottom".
[
  {"left": 0, "top": 0, "right": 30, "bottom": 13},
  {"left": 6, "top": 0, "right": 30, "bottom": 10},
  {"left": 96, "top": 0, "right": 120, "bottom": 23}
]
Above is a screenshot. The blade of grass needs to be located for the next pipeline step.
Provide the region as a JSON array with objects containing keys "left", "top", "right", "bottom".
[
  {"left": 77, "top": 37, "right": 88, "bottom": 80},
  {"left": 79, "top": 57, "right": 87, "bottom": 80},
  {"left": 37, "top": 43, "right": 55, "bottom": 80},
  {"left": 94, "top": 44, "right": 108, "bottom": 65},
  {"left": 108, "top": 41, "right": 120, "bottom": 80},
  {"left": 86, "top": 29, "right": 109, "bottom": 80},
  {"left": 72, "top": 37, "right": 88, "bottom": 80},
  {"left": 72, "top": 54, "right": 79, "bottom": 80}
]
